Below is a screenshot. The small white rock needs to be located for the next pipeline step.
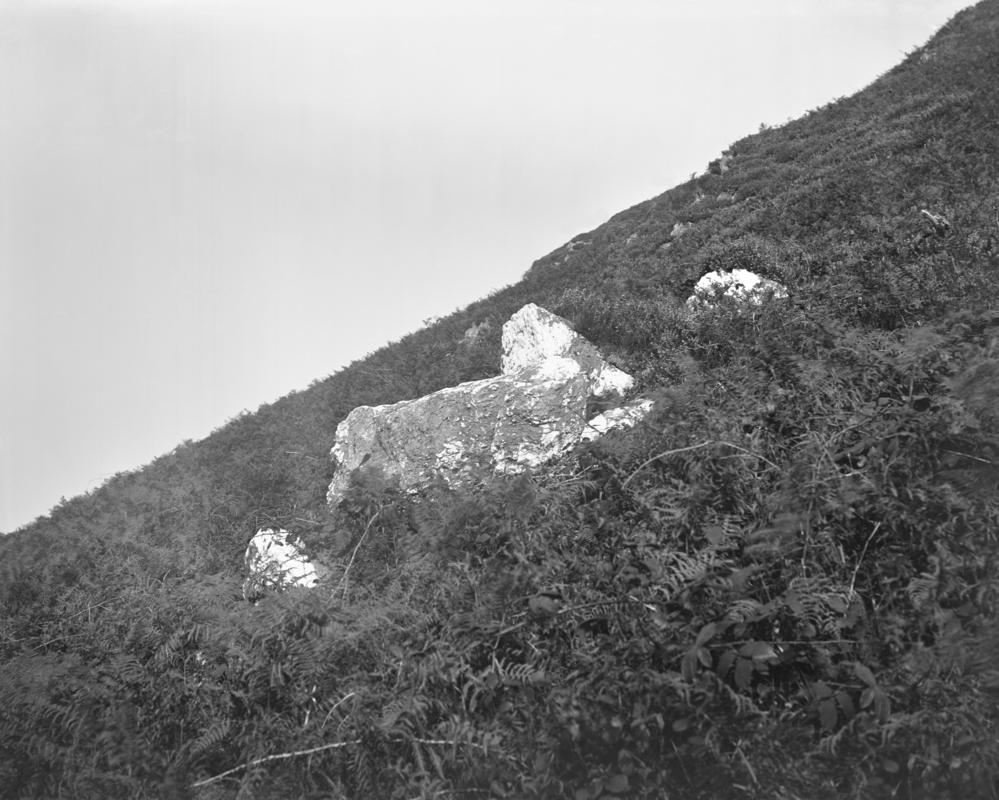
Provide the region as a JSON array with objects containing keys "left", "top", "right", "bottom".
[
  {"left": 686, "top": 269, "right": 788, "bottom": 310},
  {"left": 581, "top": 399, "right": 655, "bottom": 442},
  {"left": 242, "top": 528, "right": 319, "bottom": 601}
]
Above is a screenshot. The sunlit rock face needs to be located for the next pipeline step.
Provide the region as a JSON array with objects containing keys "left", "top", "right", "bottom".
[
  {"left": 327, "top": 304, "right": 651, "bottom": 508},
  {"left": 685, "top": 268, "right": 788, "bottom": 310},
  {"left": 242, "top": 528, "right": 319, "bottom": 602},
  {"left": 500, "top": 304, "right": 634, "bottom": 399},
  {"left": 580, "top": 399, "right": 656, "bottom": 443}
]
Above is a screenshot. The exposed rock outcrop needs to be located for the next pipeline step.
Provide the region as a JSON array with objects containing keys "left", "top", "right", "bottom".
[
  {"left": 708, "top": 152, "right": 733, "bottom": 175},
  {"left": 580, "top": 399, "right": 656, "bottom": 442},
  {"left": 670, "top": 221, "right": 692, "bottom": 239},
  {"left": 462, "top": 319, "right": 492, "bottom": 345},
  {"left": 242, "top": 528, "right": 320, "bottom": 602},
  {"left": 499, "top": 304, "right": 634, "bottom": 398},
  {"left": 327, "top": 304, "right": 650, "bottom": 508},
  {"left": 685, "top": 268, "right": 788, "bottom": 310}
]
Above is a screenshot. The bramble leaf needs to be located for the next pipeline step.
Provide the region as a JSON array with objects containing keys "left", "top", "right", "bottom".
[
  {"left": 819, "top": 699, "right": 838, "bottom": 732},
  {"left": 854, "top": 661, "right": 877, "bottom": 688},
  {"left": 695, "top": 622, "right": 718, "bottom": 647}
]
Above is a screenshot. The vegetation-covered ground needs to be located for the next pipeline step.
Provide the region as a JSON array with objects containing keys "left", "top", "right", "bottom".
[{"left": 3, "top": 2, "right": 999, "bottom": 797}]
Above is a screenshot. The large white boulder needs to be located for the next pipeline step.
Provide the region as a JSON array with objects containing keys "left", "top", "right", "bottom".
[
  {"left": 242, "top": 528, "right": 320, "bottom": 602},
  {"left": 327, "top": 304, "right": 651, "bottom": 508},
  {"left": 500, "top": 304, "right": 634, "bottom": 398},
  {"left": 686, "top": 268, "right": 788, "bottom": 310}
]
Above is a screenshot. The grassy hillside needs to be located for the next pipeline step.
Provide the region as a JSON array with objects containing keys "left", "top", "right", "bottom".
[{"left": 2, "top": 2, "right": 999, "bottom": 797}]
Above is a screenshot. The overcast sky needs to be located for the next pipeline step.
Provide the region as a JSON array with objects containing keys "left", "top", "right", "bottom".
[{"left": 0, "top": 0, "right": 974, "bottom": 533}]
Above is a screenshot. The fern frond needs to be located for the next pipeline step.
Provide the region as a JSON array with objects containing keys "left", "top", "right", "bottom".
[
  {"left": 351, "top": 744, "right": 375, "bottom": 798},
  {"left": 724, "top": 598, "right": 766, "bottom": 622},
  {"left": 652, "top": 550, "right": 721, "bottom": 598},
  {"left": 152, "top": 629, "right": 187, "bottom": 667},
  {"left": 190, "top": 720, "right": 231, "bottom": 757},
  {"left": 786, "top": 576, "right": 851, "bottom": 636},
  {"left": 496, "top": 659, "right": 545, "bottom": 687}
]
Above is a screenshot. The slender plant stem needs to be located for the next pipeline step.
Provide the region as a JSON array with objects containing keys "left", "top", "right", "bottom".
[
  {"left": 625, "top": 440, "right": 779, "bottom": 486},
  {"left": 192, "top": 740, "right": 362, "bottom": 787},
  {"left": 192, "top": 736, "right": 488, "bottom": 789},
  {"left": 320, "top": 691, "right": 356, "bottom": 729},
  {"left": 335, "top": 509, "right": 380, "bottom": 601},
  {"left": 849, "top": 521, "right": 882, "bottom": 598},
  {"left": 411, "top": 737, "right": 486, "bottom": 751},
  {"left": 624, "top": 441, "right": 716, "bottom": 486}
]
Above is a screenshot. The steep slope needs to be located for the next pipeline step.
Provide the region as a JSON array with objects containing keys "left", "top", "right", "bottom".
[{"left": 2, "top": 3, "right": 999, "bottom": 798}]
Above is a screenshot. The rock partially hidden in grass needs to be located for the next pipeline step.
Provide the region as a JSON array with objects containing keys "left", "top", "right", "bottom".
[
  {"left": 242, "top": 528, "right": 320, "bottom": 602},
  {"left": 327, "top": 304, "right": 651, "bottom": 508},
  {"left": 685, "top": 268, "right": 788, "bottom": 311}
]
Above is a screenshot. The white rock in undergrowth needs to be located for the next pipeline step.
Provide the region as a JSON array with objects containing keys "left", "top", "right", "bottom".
[
  {"left": 462, "top": 319, "right": 492, "bottom": 345},
  {"left": 686, "top": 268, "right": 788, "bottom": 310},
  {"left": 242, "top": 528, "right": 319, "bottom": 602},
  {"left": 327, "top": 304, "right": 650, "bottom": 508},
  {"left": 670, "top": 221, "right": 692, "bottom": 238},
  {"left": 580, "top": 399, "right": 655, "bottom": 443}
]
